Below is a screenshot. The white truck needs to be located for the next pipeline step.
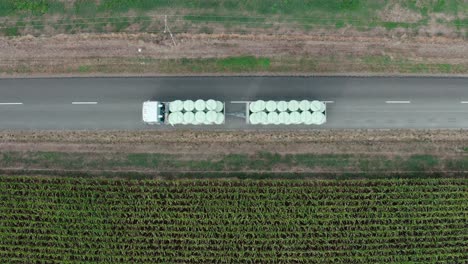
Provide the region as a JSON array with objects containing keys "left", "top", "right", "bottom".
[
  {"left": 142, "top": 99, "right": 225, "bottom": 125},
  {"left": 246, "top": 100, "right": 326, "bottom": 125}
]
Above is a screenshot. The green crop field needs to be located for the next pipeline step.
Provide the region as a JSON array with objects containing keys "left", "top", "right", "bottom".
[{"left": 0, "top": 176, "right": 466, "bottom": 262}]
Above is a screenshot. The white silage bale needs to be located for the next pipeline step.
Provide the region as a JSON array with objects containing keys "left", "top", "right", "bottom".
[
  {"left": 168, "top": 112, "right": 183, "bottom": 125},
  {"left": 277, "top": 101, "right": 288, "bottom": 112},
  {"left": 318, "top": 101, "right": 326, "bottom": 112},
  {"left": 215, "top": 113, "right": 224, "bottom": 124},
  {"left": 206, "top": 99, "right": 217, "bottom": 111},
  {"left": 299, "top": 100, "right": 310, "bottom": 112},
  {"left": 267, "top": 112, "right": 279, "bottom": 124},
  {"left": 265, "top": 100, "right": 277, "bottom": 112},
  {"left": 310, "top": 100, "right": 322, "bottom": 112},
  {"left": 206, "top": 111, "right": 217, "bottom": 123},
  {"left": 168, "top": 113, "right": 176, "bottom": 124},
  {"left": 183, "top": 111, "right": 195, "bottom": 124},
  {"left": 255, "top": 100, "right": 266, "bottom": 112},
  {"left": 183, "top": 100, "right": 195, "bottom": 112},
  {"left": 249, "top": 113, "right": 259, "bottom": 125},
  {"left": 278, "top": 112, "right": 290, "bottom": 125},
  {"left": 192, "top": 118, "right": 201, "bottom": 125},
  {"left": 288, "top": 100, "right": 299, "bottom": 112},
  {"left": 258, "top": 111, "right": 268, "bottom": 125},
  {"left": 195, "top": 111, "right": 206, "bottom": 124},
  {"left": 174, "top": 112, "right": 184, "bottom": 124},
  {"left": 249, "top": 102, "right": 258, "bottom": 113},
  {"left": 195, "top": 99, "right": 206, "bottom": 111},
  {"left": 289, "top": 111, "right": 301, "bottom": 124},
  {"left": 300, "top": 111, "right": 312, "bottom": 124},
  {"left": 169, "top": 100, "right": 183, "bottom": 112},
  {"left": 311, "top": 111, "right": 326, "bottom": 125},
  {"left": 215, "top": 101, "right": 224, "bottom": 112}
]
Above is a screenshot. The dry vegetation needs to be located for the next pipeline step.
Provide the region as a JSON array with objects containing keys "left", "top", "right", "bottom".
[
  {"left": 0, "top": 32, "right": 466, "bottom": 76},
  {"left": 2, "top": 129, "right": 468, "bottom": 145},
  {"left": 0, "top": 0, "right": 466, "bottom": 76},
  {"left": 1, "top": 130, "right": 468, "bottom": 177}
]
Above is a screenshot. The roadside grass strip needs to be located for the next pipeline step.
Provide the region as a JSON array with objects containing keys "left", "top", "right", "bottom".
[
  {"left": 3, "top": 56, "right": 466, "bottom": 75},
  {"left": 0, "top": 151, "right": 467, "bottom": 179}
]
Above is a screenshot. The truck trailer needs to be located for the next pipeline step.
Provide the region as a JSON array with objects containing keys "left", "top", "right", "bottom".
[
  {"left": 142, "top": 99, "right": 225, "bottom": 125},
  {"left": 246, "top": 100, "right": 326, "bottom": 125}
]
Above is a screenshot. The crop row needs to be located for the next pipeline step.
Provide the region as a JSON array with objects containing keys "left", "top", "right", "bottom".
[
  {"left": 1, "top": 234, "right": 466, "bottom": 251},
  {"left": 0, "top": 176, "right": 466, "bottom": 262},
  {"left": 1, "top": 178, "right": 465, "bottom": 187},
  {"left": 1, "top": 186, "right": 465, "bottom": 200},
  {"left": 1, "top": 198, "right": 465, "bottom": 212},
  {"left": 2, "top": 208, "right": 465, "bottom": 221},
  {"left": 2, "top": 230, "right": 466, "bottom": 244},
  {"left": 3, "top": 184, "right": 464, "bottom": 193},
  {"left": 1, "top": 243, "right": 466, "bottom": 256},
  {"left": 2, "top": 222, "right": 464, "bottom": 238},
  {"left": 0, "top": 246, "right": 466, "bottom": 264},
  {"left": 2, "top": 188, "right": 466, "bottom": 200},
  {"left": 1, "top": 176, "right": 465, "bottom": 186},
  {"left": 1, "top": 225, "right": 466, "bottom": 243},
  {"left": 1, "top": 250, "right": 466, "bottom": 264},
  {"left": 1, "top": 210, "right": 465, "bottom": 226}
]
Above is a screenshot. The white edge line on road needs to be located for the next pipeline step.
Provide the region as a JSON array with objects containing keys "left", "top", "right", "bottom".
[
  {"left": 386, "top": 101, "right": 411, "bottom": 104},
  {"left": 72, "top": 102, "right": 98, "bottom": 105},
  {"left": 0, "top": 102, "right": 23, "bottom": 105}
]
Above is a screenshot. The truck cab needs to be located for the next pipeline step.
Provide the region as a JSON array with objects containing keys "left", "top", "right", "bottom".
[{"left": 142, "top": 101, "right": 165, "bottom": 124}]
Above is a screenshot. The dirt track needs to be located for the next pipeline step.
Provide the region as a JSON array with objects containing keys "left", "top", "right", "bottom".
[
  {"left": 1, "top": 130, "right": 467, "bottom": 157},
  {"left": 2, "top": 33, "right": 466, "bottom": 61},
  {"left": 0, "top": 32, "right": 466, "bottom": 76}
]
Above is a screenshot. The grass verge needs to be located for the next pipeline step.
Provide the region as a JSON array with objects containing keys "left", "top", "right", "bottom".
[
  {"left": 2, "top": 151, "right": 468, "bottom": 179},
  {"left": 1, "top": 55, "right": 466, "bottom": 75}
]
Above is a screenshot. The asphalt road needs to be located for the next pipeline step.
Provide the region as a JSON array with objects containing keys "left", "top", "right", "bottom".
[{"left": 0, "top": 76, "right": 467, "bottom": 129}]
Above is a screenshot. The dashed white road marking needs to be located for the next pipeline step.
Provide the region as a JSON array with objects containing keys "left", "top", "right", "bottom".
[
  {"left": 0, "top": 102, "right": 23, "bottom": 105},
  {"left": 323, "top": 101, "right": 335, "bottom": 103},
  {"left": 385, "top": 101, "right": 411, "bottom": 104},
  {"left": 72, "top": 102, "right": 98, "bottom": 105},
  {"left": 460, "top": 101, "right": 468, "bottom": 104}
]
